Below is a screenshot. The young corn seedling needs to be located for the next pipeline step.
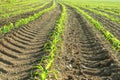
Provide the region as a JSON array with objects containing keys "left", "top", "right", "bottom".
[
  {"left": 111, "top": 38, "right": 120, "bottom": 50},
  {"left": 104, "top": 31, "right": 114, "bottom": 41},
  {"left": 0, "top": 28, "right": 2, "bottom": 34}
]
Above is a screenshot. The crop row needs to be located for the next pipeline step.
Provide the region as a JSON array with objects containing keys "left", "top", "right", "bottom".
[
  {"left": 102, "top": 7, "right": 120, "bottom": 15},
  {"left": 0, "top": 0, "right": 42, "bottom": 14},
  {"left": 61, "top": 0, "right": 120, "bottom": 23},
  {"left": 0, "top": 1, "right": 50, "bottom": 18},
  {"left": 0, "top": 1, "right": 55, "bottom": 35},
  {"left": 0, "top": 1, "right": 43, "bottom": 15},
  {"left": 82, "top": 4, "right": 120, "bottom": 15},
  {"left": 79, "top": 6, "right": 120, "bottom": 24},
  {"left": 0, "top": 0, "right": 42, "bottom": 8},
  {"left": 80, "top": 4, "right": 120, "bottom": 17},
  {"left": 32, "top": 3, "right": 67, "bottom": 80},
  {"left": 65, "top": 3, "right": 120, "bottom": 51},
  {"left": 93, "top": 7, "right": 120, "bottom": 16}
]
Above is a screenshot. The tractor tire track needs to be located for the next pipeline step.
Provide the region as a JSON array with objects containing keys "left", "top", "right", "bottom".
[{"left": 0, "top": 5, "right": 61, "bottom": 80}]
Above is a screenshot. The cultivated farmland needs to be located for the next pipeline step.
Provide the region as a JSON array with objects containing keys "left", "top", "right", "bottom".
[{"left": 0, "top": 0, "right": 120, "bottom": 80}]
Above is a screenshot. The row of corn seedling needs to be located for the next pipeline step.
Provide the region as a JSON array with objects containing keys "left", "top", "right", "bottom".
[
  {"left": 1, "top": 1, "right": 50, "bottom": 18},
  {"left": 102, "top": 7, "right": 120, "bottom": 15},
  {"left": 32, "top": 3, "right": 67, "bottom": 80},
  {"left": 80, "top": 6, "right": 120, "bottom": 24},
  {"left": 66, "top": 3, "right": 120, "bottom": 50},
  {"left": 94, "top": 7, "right": 120, "bottom": 16},
  {"left": 0, "top": 1, "right": 55, "bottom": 35},
  {"left": 0, "top": 0, "right": 43, "bottom": 16}
]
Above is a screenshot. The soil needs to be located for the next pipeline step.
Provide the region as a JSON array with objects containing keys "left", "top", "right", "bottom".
[
  {"left": 0, "top": 5, "right": 61, "bottom": 80},
  {"left": 0, "top": 4, "right": 120, "bottom": 80},
  {"left": 0, "top": 2, "right": 52, "bottom": 28},
  {"left": 50, "top": 6, "right": 120, "bottom": 80},
  {"left": 80, "top": 7, "right": 120, "bottom": 40}
]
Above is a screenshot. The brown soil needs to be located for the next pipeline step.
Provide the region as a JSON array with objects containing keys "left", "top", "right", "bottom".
[
  {"left": 50, "top": 7, "right": 120, "bottom": 80},
  {"left": 80, "top": 7, "right": 120, "bottom": 40},
  {"left": 0, "top": 5, "right": 61, "bottom": 80},
  {"left": 0, "top": 2, "right": 52, "bottom": 28},
  {"left": 0, "top": 3, "right": 120, "bottom": 80}
]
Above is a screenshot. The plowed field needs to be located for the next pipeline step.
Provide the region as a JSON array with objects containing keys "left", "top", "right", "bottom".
[{"left": 0, "top": 2, "right": 120, "bottom": 80}]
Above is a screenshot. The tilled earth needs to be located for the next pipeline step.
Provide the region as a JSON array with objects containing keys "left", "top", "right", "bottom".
[{"left": 0, "top": 4, "right": 120, "bottom": 80}]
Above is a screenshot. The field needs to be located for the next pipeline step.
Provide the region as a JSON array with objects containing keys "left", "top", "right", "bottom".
[{"left": 0, "top": 0, "right": 120, "bottom": 80}]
